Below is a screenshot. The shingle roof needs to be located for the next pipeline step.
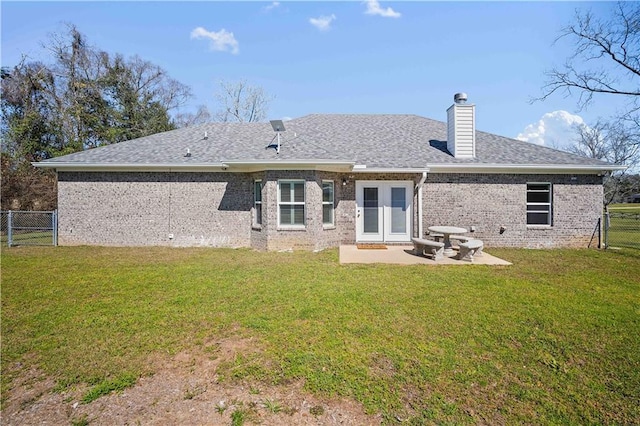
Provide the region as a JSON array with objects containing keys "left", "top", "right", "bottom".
[{"left": 37, "top": 114, "right": 615, "bottom": 170}]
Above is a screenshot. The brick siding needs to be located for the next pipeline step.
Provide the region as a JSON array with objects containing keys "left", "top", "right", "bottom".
[
  {"left": 422, "top": 173, "right": 603, "bottom": 248},
  {"left": 57, "top": 171, "right": 603, "bottom": 250},
  {"left": 57, "top": 172, "right": 251, "bottom": 247}
]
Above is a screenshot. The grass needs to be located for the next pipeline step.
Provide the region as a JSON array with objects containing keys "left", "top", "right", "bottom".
[
  {"left": 2, "top": 246, "right": 639, "bottom": 424},
  {"left": 1, "top": 231, "right": 55, "bottom": 246},
  {"left": 81, "top": 373, "right": 137, "bottom": 404},
  {"left": 231, "top": 408, "right": 248, "bottom": 426},
  {"left": 608, "top": 203, "right": 640, "bottom": 212},
  {"left": 607, "top": 204, "right": 640, "bottom": 249}
]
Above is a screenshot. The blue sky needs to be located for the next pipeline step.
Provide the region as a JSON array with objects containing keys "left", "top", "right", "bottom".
[{"left": 1, "top": 1, "right": 627, "bottom": 149}]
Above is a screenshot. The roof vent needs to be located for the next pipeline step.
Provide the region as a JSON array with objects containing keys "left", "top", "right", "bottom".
[
  {"left": 269, "top": 120, "right": 286, "bottom": 155},
  {"left": 203, "top": 131, "right": 208, "bottom": 140},
  {"left": 454, "top": 92, "right": 468, "bottom": 104}
]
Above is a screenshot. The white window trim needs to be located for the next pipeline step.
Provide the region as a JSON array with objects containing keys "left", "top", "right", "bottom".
[
  {"left": 527, "top": 182, "right": 552, "bottom": 227},
  {"left": 278, "top": 180, "right": 306, "bottom": 229},
  {"left": 322, "top": 180, "right": 335, "bottom": 229},
  {"left": 253, "top": 180, "right": 262, "bottom": 228}
]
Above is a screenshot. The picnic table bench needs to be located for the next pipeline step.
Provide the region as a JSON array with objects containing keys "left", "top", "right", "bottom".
[
  {"left": 450, "top": 234, "right": 472, "bottom": 243},
  {"left": 458, "top": 239, "right": 484, "bottom": 262},
  {"left": 412, "top": 237, "right": 445, "bottom": 261},
  {"left": 426, "top": 231, "right": 444, "bottom": 242}
]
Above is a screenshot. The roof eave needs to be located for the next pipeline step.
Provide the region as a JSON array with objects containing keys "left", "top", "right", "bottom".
[
  {"left": 350, "top": 165, "right": 430, "bottom": 173},
  {"left": 32, "top": 162, "right": 230, "bottom": 172},
  {"left": 32, "top": 160, "right": 358, "bottom": 173},
  {"left": 221, "top": 160, "right": 356, "bottom": 172},
  {"left": 427, "top": 163, "right": 626, "bottom": 174}
]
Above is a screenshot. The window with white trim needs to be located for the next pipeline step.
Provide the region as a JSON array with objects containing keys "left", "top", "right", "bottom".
[
  {"left": 278, "top": 180, "right": 305, "bottom": 226},
  {"left": 322, "top": 180, "right": 334, "bottom": 226},
  {"left": 254, "top": 180, "right": 262, "bottom": 226},
  {"left": 527, "top": 183, "right": 552, "bottom": 225}
]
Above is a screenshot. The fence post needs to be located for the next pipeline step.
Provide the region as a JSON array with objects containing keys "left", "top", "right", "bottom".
[
  {"left": 598, "top": 217, "right": 601, "bottom": 249},
  {"left": 53, "top": 210, "right": 58, "bottom": 246},
  {"left": 7, "top": 210, "right": 13, "bottom": 247},
  {"left": 604, "top": 211, "right": 610, "bottom": 249}
]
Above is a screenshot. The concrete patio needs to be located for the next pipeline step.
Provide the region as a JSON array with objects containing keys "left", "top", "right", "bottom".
[{"left": 339, "top": 245, "right": 512, "bottom": 265}]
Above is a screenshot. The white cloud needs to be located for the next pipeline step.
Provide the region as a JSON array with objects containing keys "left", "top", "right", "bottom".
[
  {"left": 190, "top": 27, "right": 239, "bottom": 55},
  {"left": 364, "top": 0, "right": 401, "bottom": 18},
  {"left": 264, "top": 1, "right": 280, "bottom": 12},
  {"left": 309, "top": 14, "right": 336, "bottom": 31},
  {"left": 516, "top": 110, "right": 586, "bottom": 149}
]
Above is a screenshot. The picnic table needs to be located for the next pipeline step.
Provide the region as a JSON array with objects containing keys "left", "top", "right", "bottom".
[{"left": 427, "top": 226, "right": 468, "bottom": 257}]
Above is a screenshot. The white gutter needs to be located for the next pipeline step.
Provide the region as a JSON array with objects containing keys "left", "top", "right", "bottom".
[
  {"left": 31, "top": 162, "right": 230, "bottom": 172},
  {"left": 221, "top": 160, "right": 355, "bottom": 172},
  {"left": 34, "top": 160, "right": 624, "bottom": 175},
  {"left": 350, "top": 166, "right": 431, "bottom": 174},
  {"left": 416, "top": 171, "right": 428, "bottom": 239},
  {"left": 32, "top": 160, "right": 356, "bottom": 173},
  {"left": 427, "top": 163, "right": 627, "bottom": 174}
]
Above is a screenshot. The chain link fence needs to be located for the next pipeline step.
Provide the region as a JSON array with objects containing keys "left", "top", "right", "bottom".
[
  {"left": 604, "top": 210, "right": 640, "bottom": 250},
  {"left": 1, "top": 211, "right": 58, "bottom": 247}
]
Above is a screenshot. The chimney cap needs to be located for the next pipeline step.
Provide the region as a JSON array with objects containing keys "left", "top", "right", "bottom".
[{"left": 454, "top": 92, "right": 468, "bottom": 104}]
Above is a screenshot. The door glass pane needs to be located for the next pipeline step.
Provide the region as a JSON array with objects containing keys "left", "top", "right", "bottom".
[
  {"left": 391, "top": 187, "right": 406, "bottom": 233},
  {"left": 363, "top": 187, "right": 379, "bottom": 233}
]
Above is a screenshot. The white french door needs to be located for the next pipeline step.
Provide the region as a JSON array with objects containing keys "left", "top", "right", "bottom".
[{"left": 355, "top": 181, "right": 412, "bottom": 242}]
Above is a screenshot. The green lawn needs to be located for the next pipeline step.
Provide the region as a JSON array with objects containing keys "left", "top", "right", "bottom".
[
  {"left": 2, "top": 247, "right": 639, "bottom": 424},
  {"left": 607, "top": 204, "right": 640, "bottom": 249},
  {"left": 0, "top": 230, "right": 55, "bottom": 246}
]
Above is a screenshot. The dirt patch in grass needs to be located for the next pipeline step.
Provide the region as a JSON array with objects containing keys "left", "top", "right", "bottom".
[{"left": 1, "top": 335, "right": 380, "bottom": 425}]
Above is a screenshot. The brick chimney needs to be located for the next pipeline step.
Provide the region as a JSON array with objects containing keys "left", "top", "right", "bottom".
[{"left": 447, "top": 92, "right": 476, "bottom": 158}]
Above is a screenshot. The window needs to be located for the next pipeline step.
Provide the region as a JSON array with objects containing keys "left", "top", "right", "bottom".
[
  {"left": 527, "top": 183, "right": 552, "bottom": 225},
  {"left": 279, "top": 180, "right": 305, "bottom": 226},
  {"left": 322, "top": 180, "right": 334, "bottom": 226},
  {"left": 254, "top": 180, "right": 262, "bottom": 226}
]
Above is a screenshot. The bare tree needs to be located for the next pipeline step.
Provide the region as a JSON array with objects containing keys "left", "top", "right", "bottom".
[
  {"left": 571, "top": 120, "right": 638, "bottom": 166},
  {"left": 571, "top": 119, "right": 640, "bottom": 204},
  {"left": 214, "top": 80, "right": 273, "bottom": 122},
  {"left": 536, "top": 2, "right": 640, "bottom": 205},
  {"left": 538, "top": 2, "right": 640, "bottom": 111},
  {"left": 173, "top": 105, "right": 212, "bottom": 128}
]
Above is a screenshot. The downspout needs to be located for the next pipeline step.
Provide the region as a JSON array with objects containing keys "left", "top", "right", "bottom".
[{"left": 416, "top": 172, "right": 427, "bottom": 238}]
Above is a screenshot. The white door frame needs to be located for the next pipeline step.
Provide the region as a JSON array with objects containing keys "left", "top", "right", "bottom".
[{"left": 355, "top": 181, "right": 413, "bottom": 243}]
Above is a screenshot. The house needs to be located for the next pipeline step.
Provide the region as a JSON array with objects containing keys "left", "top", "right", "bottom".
[{"left": 34, "top": 93, "right": 624, "bottom": 250}]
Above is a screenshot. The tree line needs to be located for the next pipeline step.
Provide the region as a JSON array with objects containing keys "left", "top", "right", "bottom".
[{"left": 1, "top": 25, "right": 271, "bottom": 210}]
